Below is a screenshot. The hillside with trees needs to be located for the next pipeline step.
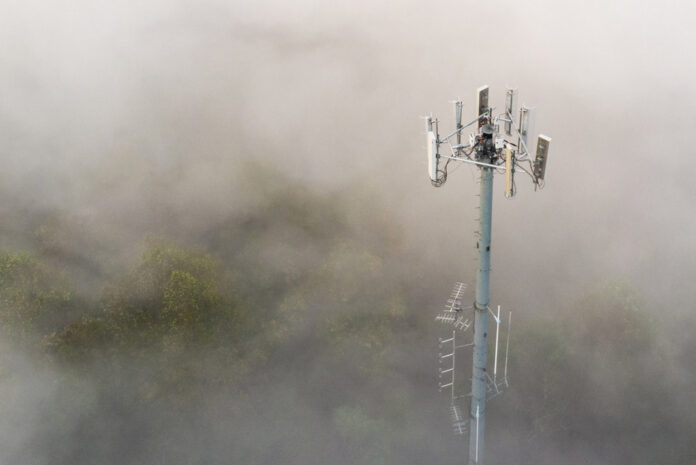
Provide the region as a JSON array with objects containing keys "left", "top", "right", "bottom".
[{"left": 0, "top": 177, "right": 693, "bottom": 465}]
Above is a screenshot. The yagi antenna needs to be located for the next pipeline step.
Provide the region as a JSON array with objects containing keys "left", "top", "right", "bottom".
[
  {"left": 434, "top": 284, "right": 510, "bottom": 439},
  {"left": 424, "top": 85, "right": 552, "bottom": 465}
]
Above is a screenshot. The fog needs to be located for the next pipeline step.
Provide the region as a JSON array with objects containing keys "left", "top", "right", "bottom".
[{"left": 1, "top": 0, "right": 695, "bottom": 464}]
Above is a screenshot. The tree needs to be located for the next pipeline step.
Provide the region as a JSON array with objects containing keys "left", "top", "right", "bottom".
[{"left": 0, "top": 252, "right": 74, "bottom": 347}]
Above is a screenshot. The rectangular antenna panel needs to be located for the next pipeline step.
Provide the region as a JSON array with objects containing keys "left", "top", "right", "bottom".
[
  {"left": 454, "top": 101, "right": 463, "bottom": 127},
  {"left": 476, "top": 85, "right": 489, "bottom": 128},
  {"left": 534, "top": 135, "right": 551, "bottom": 180},
  {"left": 518, "top": 106, "right": 535, "bottom": 156},
  {"left": 454, "top": 101, "right": 463, "bottom": 144},
  {"left": 504, "top": 89, "right": 516, "bottom": 135},
  {"left": 426, "top": 117, "right": 438, "bottom": 181},
  {"left": 505, "top": 144, "right": 514, "bottom": 197}
]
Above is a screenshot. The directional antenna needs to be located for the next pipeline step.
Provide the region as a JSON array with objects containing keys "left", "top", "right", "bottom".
[
  {"left": 476, "top": 85, "right": 489, "bottom": 127},
  {"left": 435, "top": 312, "right": 457, "bottom": 324},
  {"left": 434, "top": 288, "right": 513, "bottom": 436},
  {"left": 435, "top": 312, "right": 471, "bottom": 331},
  {"left": 446, "top": 282, "right": 466, "bottom": 312},
  {"left": 426, "top": 116, "right": 439, "bottom": 185},
  {"left": 518, "top": 106, "right": 533, "bottom": 157},
  {"left": 534, "top": 135, "right": 552, "bottom": 181},
  {"left": 436, "top": 282, "right": 472, "bottom": 331}
]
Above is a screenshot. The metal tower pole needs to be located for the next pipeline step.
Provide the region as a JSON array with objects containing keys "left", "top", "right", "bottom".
[{"left": 468, "top": 166, "right": 493, "bottom": 465}]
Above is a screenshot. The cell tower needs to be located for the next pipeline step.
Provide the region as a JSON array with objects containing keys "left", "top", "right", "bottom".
[{"left": 426, "top": 86, "right": 551, "bottom": 465}]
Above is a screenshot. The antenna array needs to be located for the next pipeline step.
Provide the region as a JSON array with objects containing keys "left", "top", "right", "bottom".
[{"left": 425, "top": 86, "right": 552, "bottom": 194}]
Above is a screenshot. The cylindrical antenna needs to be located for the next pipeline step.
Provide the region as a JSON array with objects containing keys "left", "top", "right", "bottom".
[
  {"left": 504, "top": 311, "right": 512, "bottom": 387},
  {"left": 493, "top": 305, "right": 501, "bottom": 386},
  {"left": 451, "top": 330, "right": 456, "bottom": 404}
]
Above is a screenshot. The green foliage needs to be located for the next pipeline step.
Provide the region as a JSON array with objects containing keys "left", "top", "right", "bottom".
[
  {"left": 97, "top": 238, "right": 227, "bottom": 350},
  {"left": 163, "top": 270, "right": 217, "bottom": 335},
  {"left": 1, "top": 182, "right": 692, "bottom": 465},
  {"left": 275, "top": 239, "right": 406, "bottom": 377},
  {"left": 0, "top": 252, "right": 74, "bottom": 346},
  {"left": 45, "top": 316, "right": 111, "bottom": 363}
]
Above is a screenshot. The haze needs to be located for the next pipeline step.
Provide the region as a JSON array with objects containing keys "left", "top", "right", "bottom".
[{"left": 1, "top": 1, "right": 694, "bottom": 464}]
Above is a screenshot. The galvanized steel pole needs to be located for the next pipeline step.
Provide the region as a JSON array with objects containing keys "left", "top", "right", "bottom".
[{"left": 468, "top": 166, "right": 493, "bottom": 465}]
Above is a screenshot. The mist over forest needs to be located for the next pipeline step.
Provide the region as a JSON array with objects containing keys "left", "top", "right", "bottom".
[{"left": 1, "top": 1, "right": 695, "bottom": 464}]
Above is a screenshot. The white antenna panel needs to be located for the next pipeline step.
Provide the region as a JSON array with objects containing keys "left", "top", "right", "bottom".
[
  {"left": 426, "top": 116, "right": 438, "bottom": 181},
  {"left": 427, "top": 131, "right": 437, "bottom": 181},
  {"left": 518, "top": 106, "right": 535, "bottom": 156},
  {"left": 534, "top": 135, "right": 551, "bottom": 180}
]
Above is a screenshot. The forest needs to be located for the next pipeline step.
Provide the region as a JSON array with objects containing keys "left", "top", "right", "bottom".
[{"left": 0, "top": 171, "right": 693, "bottom": 464}]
